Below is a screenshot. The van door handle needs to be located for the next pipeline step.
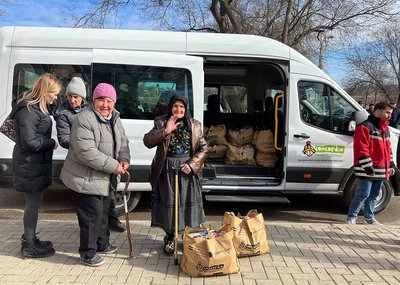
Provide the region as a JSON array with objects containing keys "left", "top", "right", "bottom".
[{"left": 293, "top": 133, "right": 310, "bottom": 139}]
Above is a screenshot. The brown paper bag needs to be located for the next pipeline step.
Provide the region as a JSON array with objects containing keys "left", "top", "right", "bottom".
[
  {"left": 225, "top": 144, "right": 256, "bottom": 165},
  {"left": 223, "top": 210, "right": 270, "bottom": 257},
  {"left": 252, "top": 130, "right": 274, "bottom": 153},
  {"left": 205, "top": 125, "right": 228, "bottom": 146},
  {"left": 181, "top": 224, "right": 240, "bottom": 277},
  {"left": 228, "top": 126, "right": 253, "bottom": 146}
]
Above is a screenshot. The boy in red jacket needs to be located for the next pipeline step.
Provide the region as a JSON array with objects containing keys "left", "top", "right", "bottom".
[{"left": 347, "top": 102, "right": 395, "bottom": 225}]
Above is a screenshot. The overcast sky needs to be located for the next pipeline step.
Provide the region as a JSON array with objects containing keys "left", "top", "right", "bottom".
[{"left": 0, "top": 0, "right": 345, "bottom": 84}]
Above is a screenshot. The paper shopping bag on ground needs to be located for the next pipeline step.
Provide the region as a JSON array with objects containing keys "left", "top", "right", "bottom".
[
  {"left": 180, "top": 224, "right": 239, "bottom": 277},
  {"left": 223, "top": 210, "right": 270, "bottom": 257}
]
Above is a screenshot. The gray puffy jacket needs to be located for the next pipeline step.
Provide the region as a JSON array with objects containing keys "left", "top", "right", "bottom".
[{"left": 60, "top": 106, "right": 130, "bottom": 196}]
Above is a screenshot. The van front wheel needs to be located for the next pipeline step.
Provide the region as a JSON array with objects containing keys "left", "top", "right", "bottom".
[
  {"left": 344, "top": 176, "right": 393, "bottom": 214},
  {"left": 114, "top": 191, "right": 142, "bottom": 216}
]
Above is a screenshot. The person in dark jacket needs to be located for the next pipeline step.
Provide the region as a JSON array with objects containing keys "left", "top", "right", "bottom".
[
  {"left": 60, "top": 83, "right": 130, "bottom": 267},
  {"left": 54, "top": 77, "right": 126, "bottom": 232},
  {"left": 389, "top": 102, "right": 399, "bottom": 128},
  {"left": 346, "top": 102, "right": 395, "bottom": 225},
  {"left": 53, "top": 77, "right": 87, "bottom": 149},
  {"left": 143, "top": 94, "right": 208, "bottom": 255},
  {"left": 9, "top": 73, "right": 61, "bottom": 258},
  {"left": 366, "top": 103, "right": 374, "bottom": 115}
]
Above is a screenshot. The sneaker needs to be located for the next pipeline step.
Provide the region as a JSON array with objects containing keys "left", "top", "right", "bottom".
[
  {"left": 108, "top": 217, "right": 126, "bottom": 232},
  {"left": 363, "top": 218, "right": 383, "bottom": 226},
  {"left": 98, "top": 244, "right": 118, "bottom": 254},
  {"left": 80, "top": 254, "right": 104, "bottom": 267},
  {"left": 346, "top": 217, "right": 357, "bottom": 224}
]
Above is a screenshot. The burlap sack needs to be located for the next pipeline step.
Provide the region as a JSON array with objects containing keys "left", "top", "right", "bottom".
[
  {"left": 256, "top": 152, "right": 277, "bottom": 167},
  {"left": 223, "top": 210, "right": 270, "bottom": 257},
  {"left": 181, "top": 225, "right": 240, "bottom": 277},
  {"left": 205, "top": 125, "right": 228, "bottom": 146},
  {"left": 225, "top": 144, "right": 255, "bottom": 165},
  {"left": 228, "top": 126, "right": 253, "bottom": 146},
  {"left": 252, "top": 130, "right": 275, "bottom": 153},
  {"left": 207, "top": 145, "right": 228, "bottom": 161},
  {"left": 203, "top": 126, "right": 209, "bottom": 137}
]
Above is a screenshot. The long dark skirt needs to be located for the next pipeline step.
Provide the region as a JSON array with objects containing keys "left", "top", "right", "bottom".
[{"left": 151, "top": 155, "right": 205, "bottom": 235}]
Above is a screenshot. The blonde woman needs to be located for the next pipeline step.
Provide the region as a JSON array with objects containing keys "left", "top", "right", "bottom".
[{"left": 9, "top": 73, "right": 61, "bottom": 258}]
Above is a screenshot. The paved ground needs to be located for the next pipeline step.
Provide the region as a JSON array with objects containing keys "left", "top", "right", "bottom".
[{"left": 0, "top": 219, "right": 399, "bottom": 285}]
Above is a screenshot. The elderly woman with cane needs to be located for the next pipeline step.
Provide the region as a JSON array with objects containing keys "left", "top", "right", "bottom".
[
  {"left": 60, "top": 83, "right": 130, "bottom": 266},
  {"left": 143, "top": 94, "right": 208, "bottom": 255}
]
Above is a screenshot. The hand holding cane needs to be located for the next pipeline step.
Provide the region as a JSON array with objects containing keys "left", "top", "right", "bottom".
[
  {"left": 123, "top": 171, "right": 134, "bottom": 258},
  {"left": 173, "top": 167, "right": 180, "bottom": 265}
]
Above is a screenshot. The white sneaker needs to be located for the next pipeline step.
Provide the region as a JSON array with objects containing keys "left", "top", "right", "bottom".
[
  {"left": 346, "top": 217, "right": 357, "bottom": 224},
  {"left": 363, "top": 218, "right": 383, "bottom": 226}
]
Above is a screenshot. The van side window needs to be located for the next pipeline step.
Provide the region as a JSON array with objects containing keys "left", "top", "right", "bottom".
[
  {"left": 298, "top": 81, "right": 357, "bottom": 134},
  {"left": 92, "top": 63, "right": 193, "bottom": 120},
  {"left": 204, "top": 85, "right": 247, "bottom": 114},
  {"left": 13, "top": 64, "right": 91, "bottom": 105},
  {"left": 203, "top": 85, "right": 250, "bottom": 128}
]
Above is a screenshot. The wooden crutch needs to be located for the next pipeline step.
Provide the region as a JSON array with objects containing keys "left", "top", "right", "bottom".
[
  {"left": 123, "top": 171, "right": 134, "bottom": 258},
  {"left": 173, "top": 167, "right": 180, "bottom": 265}
]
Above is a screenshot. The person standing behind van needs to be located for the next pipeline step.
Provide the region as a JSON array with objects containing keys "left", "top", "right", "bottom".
[
  {"left": 346, "top": 102, "right": 395, "bottom": 225},
  {"left": 143, "top": 95, "right": 208, "bottom": 255},
  {"left": 366, "top": 103, "right": 374, "bottom": 115},
  {"left": 54, "top": 77, "right": 126, "bottom": 232},
  {"left": 60, "top": 83, "right": 130, "bottom": 266},
  {"left": 9, "top": 73, "right": 61, "bottom": 258},
  {"left": 389, "top": 102, "right": 399, "bottom": 129}
]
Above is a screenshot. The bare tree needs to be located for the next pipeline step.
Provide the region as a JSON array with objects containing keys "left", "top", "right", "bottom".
[
  {"left": 71, "top": 1, "right": 399, "bottom": 49},
  {"left": 344, "top": 26, "right": 400, "bottom": 104}
]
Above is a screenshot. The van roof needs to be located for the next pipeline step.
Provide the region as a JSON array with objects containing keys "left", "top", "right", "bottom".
[
  {"left": 0, "top": 26, "right": 331, "bottom": 82},
  {"left": 2, "top": 26, "right": 290, "bottom": 58}
]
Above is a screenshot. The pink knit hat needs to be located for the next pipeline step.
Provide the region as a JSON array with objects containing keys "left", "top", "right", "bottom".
[{"left": 92, "top": 83, "right": 117, "bottom": 103}]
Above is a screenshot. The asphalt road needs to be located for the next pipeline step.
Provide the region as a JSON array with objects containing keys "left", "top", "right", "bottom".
[{"left": 0, "top": 188, "right": 399, "bottom": 225}]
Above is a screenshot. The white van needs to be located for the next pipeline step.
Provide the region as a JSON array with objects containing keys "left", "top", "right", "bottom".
[{"left": 0, "top": 26, "right": 399, "bottom": 214}]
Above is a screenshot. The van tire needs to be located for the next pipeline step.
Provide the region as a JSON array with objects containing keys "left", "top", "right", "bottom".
[
  {"left": 114, "top": 191, "right": 142, "bottom": 216},
  {"left": 344, "top": 176, "right": 393, "bottom": 214}
]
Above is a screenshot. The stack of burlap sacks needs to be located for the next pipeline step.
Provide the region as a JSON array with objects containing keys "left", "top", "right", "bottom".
[
  {"left": 204, "top": 124, "right": 277, "bottom": 167},
  {"left": 181, "top": 210, "right": 270, "bottom": 277},
  {"left": 203, "top": 125, "right": 228, "bottom": 161}
]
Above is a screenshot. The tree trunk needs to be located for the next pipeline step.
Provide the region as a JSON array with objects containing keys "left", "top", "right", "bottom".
[{"left": 282, "top": 0, "right": 293, "bottom": 44}]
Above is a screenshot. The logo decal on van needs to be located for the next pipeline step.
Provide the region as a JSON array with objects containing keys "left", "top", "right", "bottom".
[
  {"left": 302, "top": 141, "right": 316, "bottom": 156},
  {"left": 302, "top": 141, "right": 346, "bottom": 159}
]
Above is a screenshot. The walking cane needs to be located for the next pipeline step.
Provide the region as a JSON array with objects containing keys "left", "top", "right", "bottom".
[
  {"left": 173, "top": 167, "right": 180, "bottom": 265},
  {"left": 123, "top": 171, "right": 134, "bottom": 258}
]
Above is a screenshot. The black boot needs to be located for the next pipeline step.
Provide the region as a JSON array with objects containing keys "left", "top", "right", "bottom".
[
  {"left": 21, "top": 234, "right": 53, "bottom": 249},
  {"left": 20, "top": 236, "right": 55, "bottom": 258},
  {"left": 108, "top": 217, "right": 126, "bottom": 232}
]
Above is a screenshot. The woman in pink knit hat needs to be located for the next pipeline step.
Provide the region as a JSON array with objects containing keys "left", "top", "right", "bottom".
[{"left": 60, "top": 83, "right": 131, "bottom": 266}]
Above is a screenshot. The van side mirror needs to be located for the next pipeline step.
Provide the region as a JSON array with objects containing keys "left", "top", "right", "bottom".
[{"left": 348, "top": 111, "right": 369, "bottom": 134}]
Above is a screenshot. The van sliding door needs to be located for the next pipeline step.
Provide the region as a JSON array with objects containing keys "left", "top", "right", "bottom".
[{"left": 92, "top": 49, "right": 204, "bottom": 188}]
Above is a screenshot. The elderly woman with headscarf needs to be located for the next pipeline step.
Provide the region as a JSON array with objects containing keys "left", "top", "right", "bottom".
[{"left": 143, "top": 94, "right": 208, "bottom": 255}]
